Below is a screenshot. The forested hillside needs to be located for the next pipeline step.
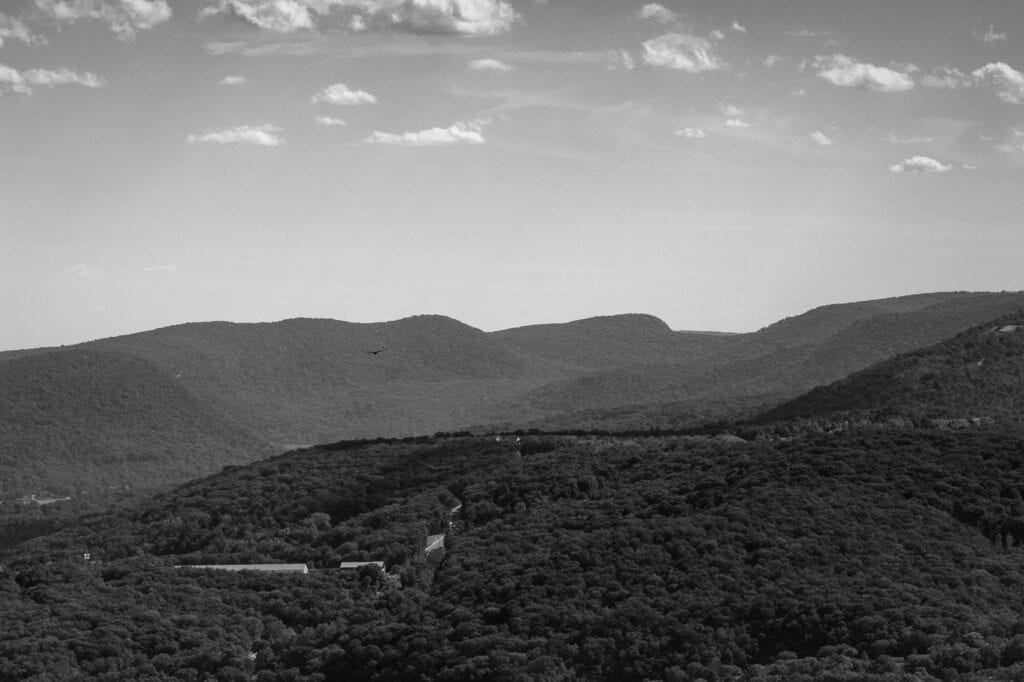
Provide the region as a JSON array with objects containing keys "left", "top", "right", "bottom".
[
  {"left": 758, "top": 312, "right": 1024, "bottom": 426},
  {"left": 0, "top": 349, "right": 267, "bottom": 498},
  {"left": 6, "top": 429, "right": 1024, "bottom": 679},
  {"left": 4, "top": 291, "right": 1024, "bottom": 498}
]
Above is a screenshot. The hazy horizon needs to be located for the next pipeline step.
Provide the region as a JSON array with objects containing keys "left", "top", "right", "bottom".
[{"left": 3, "top": 0, "right": 1024, "bottom": 350}]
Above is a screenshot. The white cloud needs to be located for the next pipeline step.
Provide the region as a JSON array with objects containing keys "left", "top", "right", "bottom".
[
  {"left": 642, "top": 33, "right": 723, "bottom": 73},
  {"left": 814, "top": 54, "right": 915, "bottom": 92},
  {"left": 1012, "top": 126, "right": 1024, "bottom": 137},
  {"left": 220, "top": 75, "right": 247, "bottom": 85},
  {"left": 365, "top": 120, "right": 485, "bottom": 146},
  {"left": 977, "top": 25, "right": 1007, "bottom": 44},
  {"left": 142, "top": 264, "right": 178, "bottom": 276},
  {"left": 725, "top": 118, "right": 750, "bottom": 128},
  {"left": 730, "top": 21, "right": 746, "bottom": 34},
  {"left": 0, "top": 13, "right": 45, "bottom": 47},
  {"left": 889, "top": 156, "right": 952, "bottom": 173},
  {"left": 920, "top": 67, "right": 971, "bottom": 90},
  {"left": 638, "top": 3, "right": 676, "bottom": 25},
  {"left": 709, "top": 29, "right": 724, "bottom": 41},
  {"left": 199, "top": 0, "right": 520, "bottom": 36},
  {"left": 62, "top": 263, "right": 97, "bottom": 279},
  {"left": 972, "top": 62, "right": 1024, "bottom": 104},
  {"left": 762, "top": 54, "right": 782, "bottom": 68},
  {"left": 962, "top": 164, "right": 978, "bottom": 170},
  {"left": 717, "top": 102, "right": 742, "bottom": 117},
  {"left": 0, "top": 62, "right": 105, "bottom": 94},
  {"left": 809, "top": 130, "right": 833, "bottom": 146},
  {"left": 315, "top": 115, "right": 347, "bottom": 126},
  {"left": 885, "top": 131, "right": 934, "bottom": 144},
  {"left": 786, "top": 29, "right": 835, "bottom": 39},
  {"left": 36, "top": 0, "right": 171, "bottom": 40},
  {"left": 674, "top": 127, "right": 706, "bottom": 139},
  {"left": 311, "top": 82, "right": 377, "bottom": 106},
  {"left": 187, "top": 123, "right": 284, "bottom": 146},
  {"left": 469, "top": 58, "right": 512, "bottom": 72}
]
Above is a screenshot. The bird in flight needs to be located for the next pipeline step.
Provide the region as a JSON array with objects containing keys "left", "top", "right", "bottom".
[{"left": 365, "top": 348, "right": 387, "bottom": 355}]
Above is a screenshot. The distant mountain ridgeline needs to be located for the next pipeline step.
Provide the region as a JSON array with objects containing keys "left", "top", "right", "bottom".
[
  {"left": 3, "top": 290, "right": 1024, "bottom": 497},
  {"left": 756, "top": 312, "right": 1024, "bottom": 429}
]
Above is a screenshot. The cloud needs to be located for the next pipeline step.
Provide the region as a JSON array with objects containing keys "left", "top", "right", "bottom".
[
  {"left": 730, "top": 21, "right": 746, "bottom": 34},
  {"left": 0, "top": 63, "right": 105, "bottom": 94},
  {"left": 814, "top": 54, "right": 914, "bottom": 92},
  {"left": 977, "top": 25, "right": 1007, "bottom": 44},
  {"left": 315, "top": 115, "right": 347, "bottom": 126},
  {"left": 920, "top": 67, "right": 971, "bottom": 89},
  {"left": 674, "top": 127, "right": 706, "bottom": 139},
  {"left": 962, "top": 164, "right": 978, "bottom": 170},
  {"left": 642, "top": 32, "right": 723, "bottom": 73},
  {"left": 717, "top": 102, "right": 742, "bottom": 117},
  {"left": 637, "top": 4, "right": 676, "bottom": 25},
  {"left": 36, "top": 0, "right": 171, "bottom": 40},
  {"left": 311, "top": 82, "right": 377, "bottom": 105},
  {"left": 142, "top": 264, "right": 178, "bottom": 276},
  {"left": 889, "top": 156, "right": 952, "bottom": 173},
  {"left": 885, "top": 131, "right": 934, "bottom": 144},
  {"left": 220, "top": 75, "right": 247, "bottom": 85},
  {"left": 809, "top": 130, "right": 833, "bottom": 146},
  {"left": 187, "top": 123, "right": 284, "bottom": 146},
  {"left": 469, "top": 58, "right": 512, "bottom": 72},
  {"left": 972, "top": 63, "right": 1024, "bottom": 104},
  {"left": 785, "top": 29, "right": 835, "bottom": 39},
  {"left": 0, "top": 13, "right": 45, "bottom": 47},
  {"left": 199, "top": 0, "right": 520, "bottom": 36},
  {"left": 364, "top": 120, "right": 485, "bottom": 146},
  {"left": 725, "top": 119, "right": 750, "bottom": 128},
  {"left": 762, "top": 54, "right": 782, "bottom": 68},
  {"left": 62, "top": 263, "right": 97, "bottom": 279}
]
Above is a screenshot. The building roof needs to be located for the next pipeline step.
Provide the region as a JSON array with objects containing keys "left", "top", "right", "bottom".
[
  {"left": 177, "top": 563, "right": 308, "bottom": 573},
  {"left": 339, "top": 561, "right": 385, "bottom": 570}
]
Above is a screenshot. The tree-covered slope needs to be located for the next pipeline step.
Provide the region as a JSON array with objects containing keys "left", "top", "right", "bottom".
[
  {"left": 6, "top": 430, "right": 1024, "bottom": 679},
  {"left": 758, "top": 312, "right": 1024, "bottom": 424},
  {"left": 0, "top": 349, "right": 268, "bottom": 498}
]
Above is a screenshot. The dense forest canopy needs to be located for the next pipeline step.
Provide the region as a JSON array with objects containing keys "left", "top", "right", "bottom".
[{"left": 6, "top": 429, "right": 1024, "bottom": 680}]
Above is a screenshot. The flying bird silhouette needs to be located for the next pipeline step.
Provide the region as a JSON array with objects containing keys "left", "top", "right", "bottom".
[{"left": 365, "top": 348, "right": 387, "bottom": 355}]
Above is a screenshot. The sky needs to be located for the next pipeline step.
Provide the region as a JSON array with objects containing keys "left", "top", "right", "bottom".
[{"left": 2, "top": 0, "right": 1024, "bottom": 350}]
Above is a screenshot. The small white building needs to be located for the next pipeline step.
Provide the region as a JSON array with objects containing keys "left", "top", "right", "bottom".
[
  {"left": 339, "top": 561, "right": 385, "bottom": 572},
  {"left": 177, "top": 563, "right": 309, "bottom": 574},
  {"left": 425, "top": 534, "right": 445, "bottom": 552}
]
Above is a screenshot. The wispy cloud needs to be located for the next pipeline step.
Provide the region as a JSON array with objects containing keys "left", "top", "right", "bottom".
[
  {"left": 809, "top": 130, "right": 834, "bottom": 146},
  {"left": 642, "top": 33, "right": 723, "bottom": 73},
  {"left": 889, "top": 156, "right": 952, "bottom": 173},
  {"left": 730, "top": 22, "right": 746, "bottom": 34},
  {"left": 762, "top": 54, "right": 782, "bottom": 68},
  {"left": 886, "top": 131, "right": 934, "bottom": 144},
  {"left": 814, "top": 54, "right": 914, "bottom": 92},
  {"left": 62, "top": 262, "right": 97, "bottom": 279},
  {"left": 311, "top": 82, "right": 377, "bottom": 105},
  {"left": 972, "top": 63, "right": 1024, "bottom": 104},
  {"left": 976, "top": 25, "right": 1007, "bottom": 44},
  {"left": 725, "top": 118, "right": 751, "bottom": 128},
  {"left": 365, "top": 119, "right": 486, "bottom": 146},
  {"left": 199, "top": 0, "right": 520, "bottom": 36},
  {"left": 187, "top": 123, "right": 285, "bottom": 146},
  {"left": 920, "top": 67, "right": 971, "bottom": 90},
  {"left": 0, "top": 63, "right": 105, "bottom": 94},
  {"left": 220, "top": 75, "right": 247, "bottom": 85},
  {"left": 142, "top": 264, "right": 178, "bottom": 276},
  {"left": 469, "top": 58, "right": 512, "bottom": 72},
  {"left": 314, "top": 115, "right": 347, "bottom": 126},
  {"left": 0, "top": 13, "right": 45, "bottom": 47},
  {"left": 674, "top": 127, "right": 706, "bottom": 139},
  {"left": 717, "top": 102, "right": 742, "bottom": 117},
  {"left": 637, "top": 3, "right": 678, "bottom": 26},
  {"left": 36, "top": 0, "right": 171, "bottom": 41}
]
